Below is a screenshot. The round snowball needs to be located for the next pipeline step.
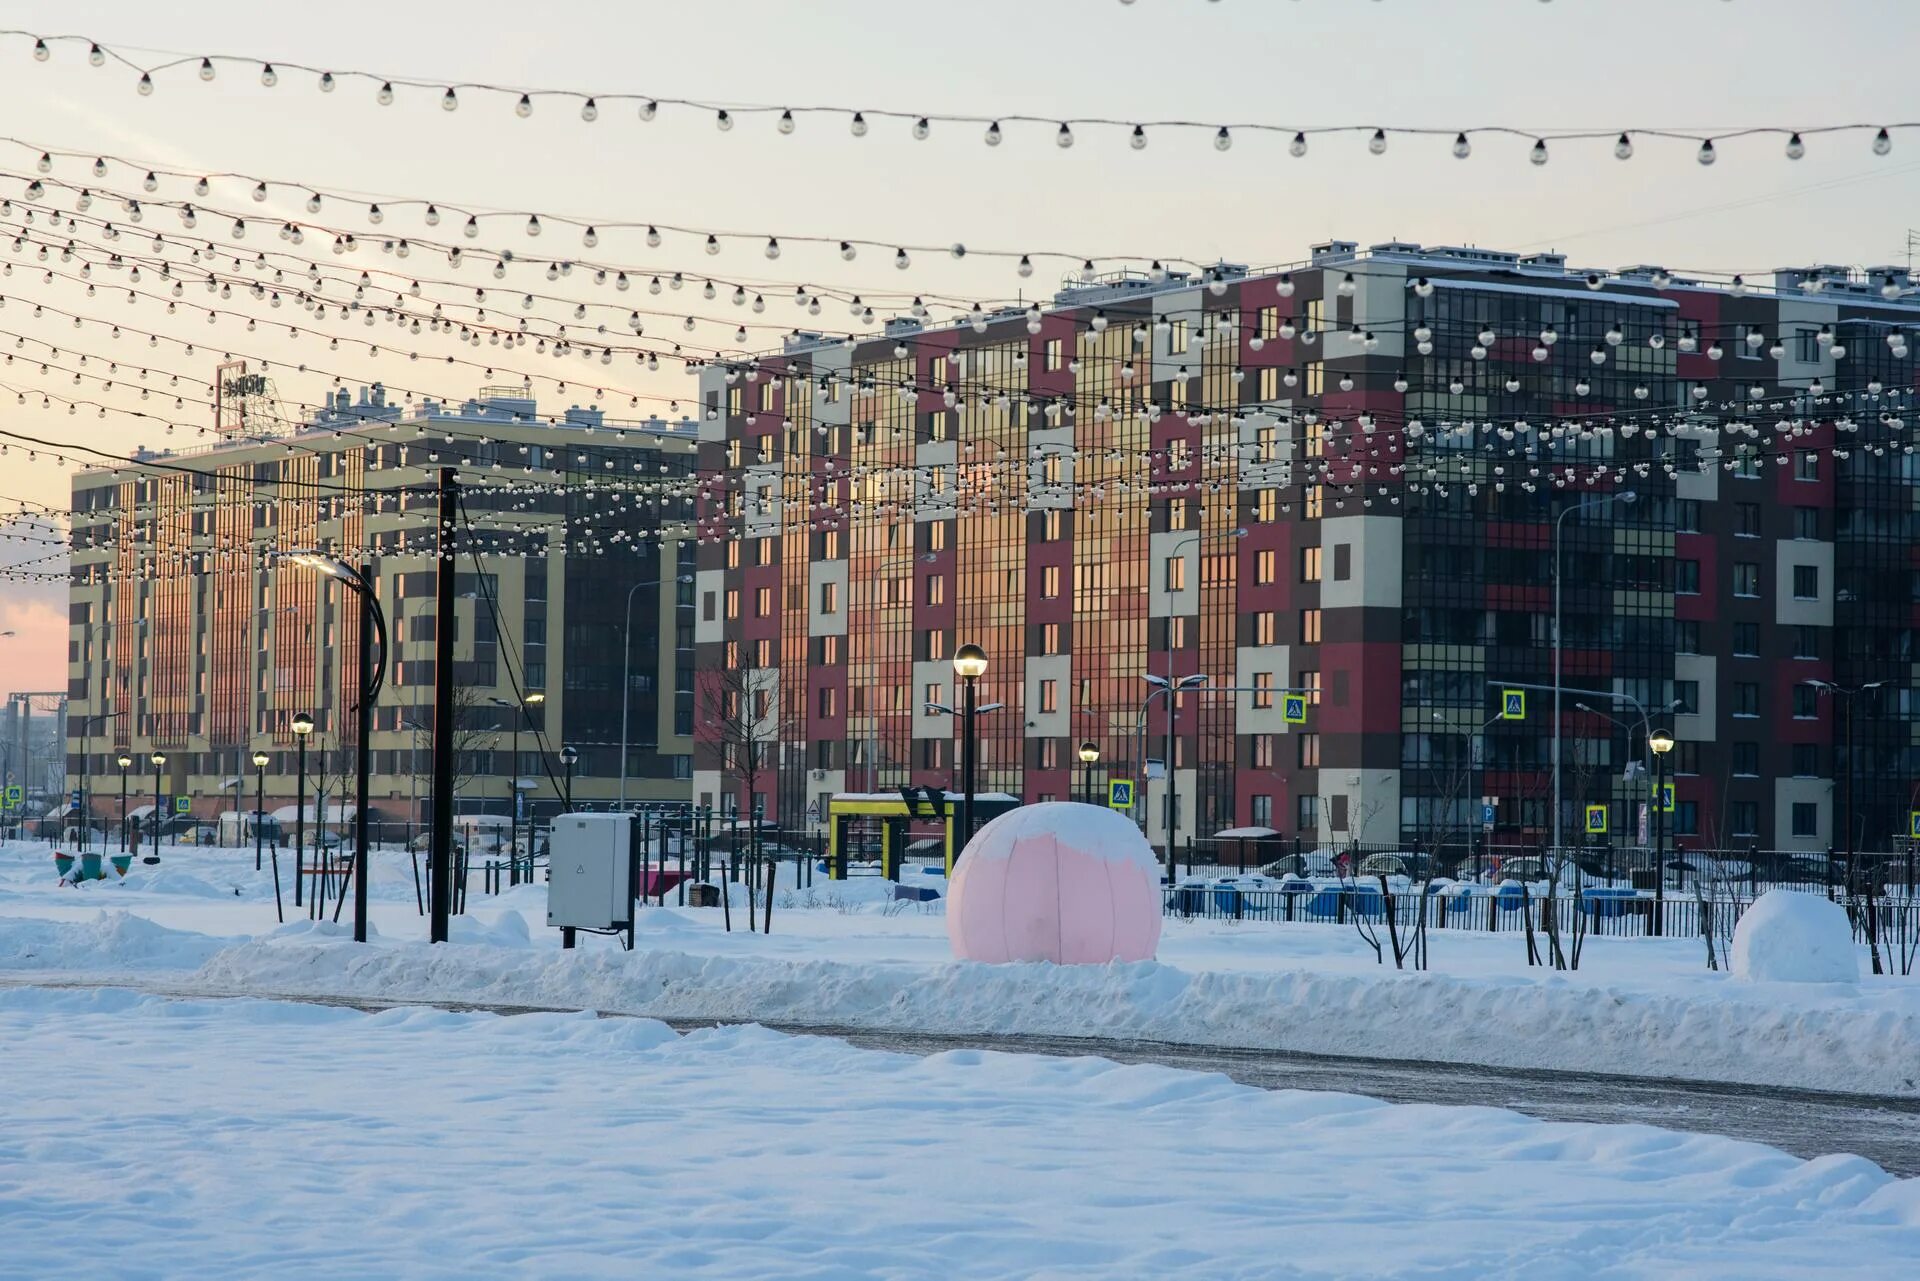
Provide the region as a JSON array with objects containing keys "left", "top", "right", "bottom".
[
  {"left": 947, "top": 802, "right": 1162, "bottom": 965},
  {"left": 1730, "top": 889, "right": 1859, "bottom": 984}
]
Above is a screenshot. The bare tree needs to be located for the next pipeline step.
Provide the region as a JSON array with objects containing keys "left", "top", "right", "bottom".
[{"left": 696, "top": 660, "right": 802, "bottom": 821}]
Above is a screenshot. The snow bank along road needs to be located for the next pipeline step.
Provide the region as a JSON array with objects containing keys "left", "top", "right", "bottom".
[{"left": 6, "top": 985, "right": 1919, "bottom": 1280}]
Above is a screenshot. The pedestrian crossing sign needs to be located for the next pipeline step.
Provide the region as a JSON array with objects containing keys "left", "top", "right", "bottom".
[
  {"left": 1585, "top": 804, "right": 1608, "bottom": 835},
  {"left": 2, "top": 784, "right": 18, "bottom": 809},
  {"left": 1500, "top": 690, "right": 1526, "bottom": 720},
  {"left": 1654, "top": 783, "right": 1675, "bottom": 813},
  {"left": 1107, "top": 779, "right": 1135, "bottom": 810},
  {"left": 1911, "top": 810, "right": 1920, "bottom": 840},
  {"left": 1282, "top": 694, "right": 1308, "bottom": 724},
  {"left": 175, "top": 795, "right": 191, "bottom": 814}
]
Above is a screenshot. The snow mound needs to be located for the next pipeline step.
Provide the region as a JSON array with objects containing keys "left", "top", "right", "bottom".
[
  {"left": 0, "top": 912, "right": 228, "bottom": 971},
  {"left": 1732, "top": 890, "right": 1859, "bottom": 984}
]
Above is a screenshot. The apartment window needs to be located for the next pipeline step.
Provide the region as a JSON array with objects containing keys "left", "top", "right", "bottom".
[
  {"left": 754, "top": 586, "right": 771, "bottom": 617},
  {"left": 1675, "top": 680, "right": 1699, "bottom": 715},
  {"left": 724, "top": 640, "right": 740, "bottom": 669},
  {"left": 1300, "top": 546, "right": 1321, "bottom": 583},
  {"left": 1735, "top": 502, "right": 1761, "bottom": 538},
  {"left": 1042, "top": 622, "right": 1061, "bottom": 655},
  {"left": 1043, "top": 566, "right": 1061, "bottom": 598},
  {"left": 1731, "top": 741, "right": 1759, "bottom": 777},
  {"left": 1794, "top": 450, "right": 1819, "bottom": 481},
  {"left": 1732, "top": 682, "right": 1759, "bottom": 717},
  {"left": 1255, "top": 550, "right": 1277, "bottom": 585},
  {"left": 817, "top": 687, "right": 837, "bottom": 718},
  {"left": 1793, "top": 683, "right": 1819, "bottom": 718},
  {"left": 1675, "top": 801, "right": 1699, "bottom": 837},
  {"left": 927, "top": 574, "right": 945, "bottom": 606},
  {"left": 1167, "top": 616, "right": 1187, "bottom": 649},
  {"left": 924, "top": 681, "right": 943, "bottom": 711},
  {"left": 1043, "top": 337, "right": 1063, "bottom": 371},
  {"left": 1297, "top": 732, "right": 1320, "bottom": 768},
  {"left": 1791, "top": 802, "right": 1818, "bottom": 838},
  {"left": 819, "top": 581, "right": 839, "bottom": 614},
  {"left": 1304, "top": 362, "right": 1325, "bottom": 396},
  {"left": 1168, "top": 498, "right": 1190, "bottom": 531},
  {"left": 725, "top": 589, "right": 739, "bottom": 620},
  {"left": 1675, "top": 560, "right": 1700, "bottom": 594},
  {"left": 1791, "top": 743, "right": 1819, "bottom": 777},
  {"left": 1040, "top": 679, "right": 1058, "bottom": 713},
  {"left": 1250, "top": 795, "right": 1273, "bottom": 827},
  {"left": 1252, "top": 734, "right": 1275, "bottom": 768},
  {"left": 1675, "top": 742, "right": 1701, "bottom": 776},
  {"left": 1257, "top": 367, "right": 1280, "bottom": 401},
  {"left": 1256, "top": 305, "right": 1280, "bottom": 339},
  {"left": 1168, "top": 319, "right": 1189, "bottom": 352},
  {"left": 754, "top": 638, "right": 773, "bottom": 668},
  {"left": 1305, "top": 485, "right": 1323, "bottom": 519},
  {"left": 1299, "top": 609, "right": 1322, "bottom": 645},
  {"left": 1165, "top": 556, "right": 1186, "bottom": 591},
  {"left": 1297, "top": 670, "right": 1321, "bottom": 704},
  {"left": 1792, "top": 626, "right": 1819, "bottom": 660},
  {"left": 925, "top": 629, "right": 948, "bottom": 661},
  {"left": 1254, "top": 611, "right": 1278, "bottom": 646},
  {"left": 1675, "top": 499, "right": 1702, "bottom": 533},
  {"left": 1792, "top": 565, "right": 1818, "bottom": 600},
  {"left": 1038, "top": 740, "right": 1058, "bottom": 771},
  {"left": 1252, "top": 671, "right": 1274, "bottom": 709},
  {"left": 1676, "top": 620, "right": 1701, "bottom": 654},
  {"left": 1730, "top": 801, "right": 1759, "bottom": 838},
  {"left": 1794, "top": 507, "right": 1820, "bottom": 540},
  {"left": 1732, "top": 563, "right": 1759, "bottom": 597},
  {"left": 1296, "top": 794, "right": 1319, "bottom": 832},
  {"left": 820, "top": 635, "right": 840, "bottom": 665},
  {"left": 755, "top": 537, "right": 773, "bottom": 566},
  {"left": 702, "top": 591, "right": 716, "bottom": 622},
  {"left": 1255, "top": 489, "right": 1278, "bottom": 523},
  {"left": 1255, "top": 426, "right": 1276, "bottom": 462},
  {"left": 929, "top": 521, "right": 947, "bottom": 552}
]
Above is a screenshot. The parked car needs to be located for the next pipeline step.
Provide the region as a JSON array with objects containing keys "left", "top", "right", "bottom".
[{"left": 1259, "top": 849, "right": 1340, "bottom": 879}]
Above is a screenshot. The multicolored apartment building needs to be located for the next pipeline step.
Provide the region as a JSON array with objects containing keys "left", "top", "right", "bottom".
[{"left": 693, "top": 240, "right": 1920, "bottom": 854}]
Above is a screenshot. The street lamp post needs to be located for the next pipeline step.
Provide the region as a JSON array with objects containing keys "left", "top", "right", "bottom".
[
  {"left": 116, "top": 753, "right": 131, "bottom": 853},
  {"left": 1078, "top": 741, "right": 1100, "bottom": 806},
  {"left": 1649, "top": 728, "right": 1675, "bottom": 936},
  {"left": 148, "top": 751, "right": 165, "bottom": 865},
  {"left": 952, "top": 645, "right": 989, "bottom": 848},
  {"left": 1552, "top": 490, "right": 1635, "bottom": 855},
  {"left": 291, "top": 712, "right": 314, "bottom": 907},
  {"left": 252, "top": 751, "right": 270, "bottom": 871},
  {"left": 560, "top": 745, "right": 578, "bottom": 810},
  {"left": 620, "top": 574, "right": 694, "bottom": 809},
  {"left": 1137, "top": 673, "right": 1209, "bottom": 880},
  {"left": 281, "top": 554, "right": 387, "bottom": 943}
]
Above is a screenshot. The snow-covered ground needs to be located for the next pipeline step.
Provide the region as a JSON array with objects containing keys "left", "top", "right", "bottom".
[
  {"left": 6, "top": 984, "right": 1919, "bottom": 1280},
  {"left": 4, "top": 840, "right": 1918, "bottom": 1094}
]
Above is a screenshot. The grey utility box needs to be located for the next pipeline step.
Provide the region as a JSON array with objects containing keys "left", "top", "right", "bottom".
[{"left": 547, "top": 813, "right": 633, "bottom": 932}]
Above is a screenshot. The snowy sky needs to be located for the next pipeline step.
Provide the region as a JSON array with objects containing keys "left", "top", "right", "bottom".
[{"left": 4, "top": 0, "right": 1920, "bottom": 692}]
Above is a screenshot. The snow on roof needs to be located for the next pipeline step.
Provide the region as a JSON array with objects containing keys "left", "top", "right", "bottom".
[
  {"left": 1213, "top": 826, "right": 1279, "bottom": 839},
  {"left": 962, "top": 801, "right": 1158, "bottom": 875}
]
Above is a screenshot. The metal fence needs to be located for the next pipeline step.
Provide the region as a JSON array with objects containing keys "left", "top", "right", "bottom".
[{"left": 1161, "top": 880, "right": 1920, "bottom": 949}]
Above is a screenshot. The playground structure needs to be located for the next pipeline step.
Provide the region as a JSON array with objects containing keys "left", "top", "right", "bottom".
[{"left": 824, "top": 789, "right": 1021, "bottom": 878}]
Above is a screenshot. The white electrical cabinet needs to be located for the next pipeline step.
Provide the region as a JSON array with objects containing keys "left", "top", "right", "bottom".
[{"left": 547, "top": 813, "right": 633, "bottom": 932}]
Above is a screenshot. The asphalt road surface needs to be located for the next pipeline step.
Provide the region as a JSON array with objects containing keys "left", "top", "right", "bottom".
[{"left": 10, "top": 976, "right": 1918, "bottom": 1176}]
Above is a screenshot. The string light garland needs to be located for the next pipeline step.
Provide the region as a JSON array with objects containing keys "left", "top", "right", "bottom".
[{"left": 4, "top": 29, "right": 1907, "bottom": 163}]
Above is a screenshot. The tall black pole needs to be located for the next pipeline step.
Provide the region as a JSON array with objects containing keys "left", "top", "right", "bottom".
[
  {"left": 961, "top": 673, "right": 977, "bottom": 848},
  {"left": 1844, "top": 695, "right": 1856, "bottom": 875},
  {"left": 353, "top": 563, "right": 374, "bottom": 944},
  {"left": 254, "top": 761, "right": 265, "bottom": 871},
  {"left": 151, "top": 759, "right": 162, "bottom": 857},
  {"left": 429, "top": 467, "right": 457, "bottom": 943},
  {"left": 119, "top": 768, "right": 127, "bottom": 853},
  {"left": 294, "top": 737, "right": 307, "bottom": 907},
  {"left": 1653, "top": 750, "right": 1667, "bottom": 936},
  {"left": 508, "top": 717, "right": 520, "bottom": 887}
]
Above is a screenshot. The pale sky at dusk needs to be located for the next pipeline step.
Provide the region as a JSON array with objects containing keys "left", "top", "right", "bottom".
[{"left": 3, "top": 0, "right": 1918, "bottom": 693}]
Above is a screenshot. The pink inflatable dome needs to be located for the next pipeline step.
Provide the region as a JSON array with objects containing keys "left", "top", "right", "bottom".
[{"left": 946, "top": 802, "right": 1163, "bottom": 964}]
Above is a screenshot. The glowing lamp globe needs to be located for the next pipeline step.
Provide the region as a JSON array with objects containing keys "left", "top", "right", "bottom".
[{"left": 946, "top": 802, "right": 1162, "bottom": 965}]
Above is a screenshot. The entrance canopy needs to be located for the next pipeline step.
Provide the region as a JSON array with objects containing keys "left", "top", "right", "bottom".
[{"left": 826, "top": 789, "right": 1021, "bottom": 878}]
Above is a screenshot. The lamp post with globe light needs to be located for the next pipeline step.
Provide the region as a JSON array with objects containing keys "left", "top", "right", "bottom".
[
  {"left": 1648, "top": 727, "right": 1675, "bottom": 936},
  {"left": 1078, "top": 741, "right": 1100, "bottom": 806},
  {"left": 291, "top": 711, "right": 314, "bottom": 907},
  {"left": 952, "top": 644, "right": 989, "bottom": 847},
  {"left": 147, "top": 751, "right": 165, "bottom": 865},
  {"left": 116, "top": 753, "right": 132, "bottom": 853}
]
